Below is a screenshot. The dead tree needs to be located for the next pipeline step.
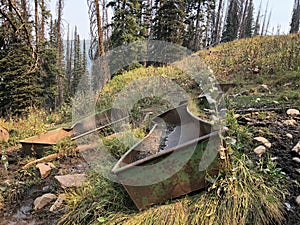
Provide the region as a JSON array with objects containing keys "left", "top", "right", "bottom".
[{"left": 87, "top": 0, "right": 109, "bottom": 92}]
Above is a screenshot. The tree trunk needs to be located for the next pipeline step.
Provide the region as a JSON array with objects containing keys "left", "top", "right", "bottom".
[
  {"left": 56, "top": 0, "right": 64, "bottom": 107},
  {"left": 214, "top": 0, "right": 223, "bottom": 44},
  {"left": 35, "top": 0, "right": 39, "bottom": 48},
  {"left": 41, "top": 0, "right": 45, "bottom": 41},
  {"left": 95, "top": 0, "right": 105, "bottom": 56}
]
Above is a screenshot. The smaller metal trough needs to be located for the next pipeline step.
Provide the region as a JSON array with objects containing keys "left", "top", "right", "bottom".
[
  {"left": 20, "top": 108, "right": 126, "bottom": 157},
  {"left": 20, "top": 127, "right": 74, "bottom": 157},
  {"left": 112, "top": 104, "right": 222, "bottom": 210}
]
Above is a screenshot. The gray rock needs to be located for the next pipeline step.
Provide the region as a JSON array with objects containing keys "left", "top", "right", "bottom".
[
  {"left": 254, "top": 145, "right": 266, "bottom": 157},
  {"left": 254, "top": 137, "right": 272, "bottom": 148},
  {"left": 296, "top": 196, "right": 300, "bottom": 205},
  {"left": 292, "top": 141, "right": 300, "bottom": 155},
  {"left": 283, "top": 119, "right": 297, "bottom": 126},
  {"left": 34, "top": 193, "right": 57, "bottom": 211},
  {"left": 287, "top": 109, "right": 300, "bottom": 116},
  {"left": 55, "top": 174, "right": 86, "bottom": 188},
  {"left": 293, "top": 157, "right": 300, "bottom": 163}
]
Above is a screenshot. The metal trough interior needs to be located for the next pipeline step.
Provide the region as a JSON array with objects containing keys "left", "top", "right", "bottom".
[
  {"left": 112, "top": 104, "right": 221, "bottom": 210},
  {"left": 20, "top": 108, "right": 126, "bottom": 157}
]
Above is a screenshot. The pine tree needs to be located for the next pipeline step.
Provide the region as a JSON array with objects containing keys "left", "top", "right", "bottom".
[
  {"left": 108, "top": 0, "right": 142, "bottom": 47},
  {"left": 0, "top": 0, "right": 42, "bottom": 116},
  {"left": 290, "top": 0, "right": 300, "bottom": 33},
  {"left": 153, "top": 0, "right": 185, "bottom": 45},
  {"left": 221, "top": 0, "right": 240, "bottom": 42}
]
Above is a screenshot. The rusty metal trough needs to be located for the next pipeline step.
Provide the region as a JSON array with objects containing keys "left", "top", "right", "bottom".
[
  {"left": 112, "top": 104, "right": 222, "bottom": 210},
  {"left": 20, "top": 108, "right": 126, "bottom": 157}
]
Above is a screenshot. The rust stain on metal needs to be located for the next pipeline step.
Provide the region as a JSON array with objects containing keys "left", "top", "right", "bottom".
[{"left": 112, "top": 103, "right": 222, "bottom": 210}]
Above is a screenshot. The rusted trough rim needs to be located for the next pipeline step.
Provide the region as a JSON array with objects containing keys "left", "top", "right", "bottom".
[
  {"left": 19, "top": 108, "right": 128, "bottom": 145},
  {"left": 19, "top": 127, "right": 71, "bottom": 145},
  {"left": 112, "top": 103, "right": 222, "bottom": 174},
  {"left": 71, "top": 116, "right": 129, "bottom": 140},
  {"left": 111, "top": 129, "right": 220, "bottom": 174}
]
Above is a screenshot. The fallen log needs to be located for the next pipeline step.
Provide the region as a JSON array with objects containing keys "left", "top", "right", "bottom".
[{"left": 22, "top": 143, "right": 99, "bottom": 170}]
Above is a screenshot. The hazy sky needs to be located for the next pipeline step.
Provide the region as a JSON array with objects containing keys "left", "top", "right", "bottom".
[{"left": 50, "top": 0, "right": 294, "bottom": 40}]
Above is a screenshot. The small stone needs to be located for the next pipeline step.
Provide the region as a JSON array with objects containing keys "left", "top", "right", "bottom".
[
  {"left": 296, "top": 196, "right": 300, "bottom": 205},
  {"left": 34, "top": 193, "right": 56, "bottom": 211},
  {"left": 296, "top": 169, "right": 300, "bottom": 174},
  {"left": 293, "top": 157, "right": 300, "bottom": 163},
  {"left": 292, "top": 141, "right": 300, "bottom": 154},
  {"left": 36, "top": 163, "right": 55, "bottom": 179},
  {"left": 273, "top": 101, "right": 279, "bottom": 104},
  {"left": 287, "top": 109, "right": 300, "bottom": 116},
  {"left": 254, "top": 137, "right": 272, "bottom": 148},
  {"left": 55, "top": 174, "right": 86, "bottom": 188},
  {"left": 49, "top": 194, "right": 66, "bottom": 212},
  {"left": 260, "top": 84, "right": 270, "bottom": 92},
  {"left": 254, "top": 145, "right": 266, "bottom": 157},
  {"left": 286, "top": 133, "right": 293, "bottom": 139},
  {"left": 0, "top": 126, "right": 9, "bottom": 142},
  {"left": 271, "top": 157, "right": 278, "bottom": 161},
  {"left": 283, "top": 119, "right": 297, "bottom": 126}
]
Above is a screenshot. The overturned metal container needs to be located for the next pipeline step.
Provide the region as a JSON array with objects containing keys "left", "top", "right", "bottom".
[
  {"left": 20, "top": 108, "right": 126, "bottom": 157},
  {"left": 112, "top": 104, "right": 222, "bottom": 210}
]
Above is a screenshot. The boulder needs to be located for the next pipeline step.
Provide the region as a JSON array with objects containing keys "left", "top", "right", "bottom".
[
  {"left": 0, "top": 126, "right": 9, "bottom": 142},
  {"left": 36, "top": 163, "right": 56, "bottom": 179},
  {"left": 34, "top": 193, "right": 57, "bottom": 211},
  {"left": 55, "top": 174, "right": 86, "bottom": 188}
]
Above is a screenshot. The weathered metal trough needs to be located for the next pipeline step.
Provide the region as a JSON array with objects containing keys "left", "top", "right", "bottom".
[
  {"left": 20, "top": 108, "right": 126, "bottom": 157},
  {"left": 112, "top": 103, "right": 222, "bottom": 210}
]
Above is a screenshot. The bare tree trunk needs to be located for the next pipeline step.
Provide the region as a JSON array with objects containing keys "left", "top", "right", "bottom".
[
  {"left": 56, "top": 0, "right": 64, "bottom": 107},
  {"left": 35, "top": 0, "right": 39, "bottom": 48},
  {"left": 260, "top": 0, "right": 269, "bottom": 36},
  {"left": 265, "top": 10, "right": 272, "bottom": 35},
  {"left": 66, "top": 24, "right": 71, "bottom": 94},
  {"left": 95, "top": 0, "right": 105, "bottom": 56},
  {"left": 194, "top": 1, "right": 202, "bottom": 50},
  {"left": 214, "top": 0, "right": 223, "bottom": 44},
  {"left": 239, "top": 0, "right": 249, "bottom": 38},
  {"left": 41, "top": 0, "right": 45, "bottom": 41},
  {"left": 254, "top": 0, "right": 262, "bottom": 36}
]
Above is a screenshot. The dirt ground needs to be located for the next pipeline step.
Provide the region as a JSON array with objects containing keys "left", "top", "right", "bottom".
[{"left": 236, "top": 105, "right": 300, "bottom": 225}]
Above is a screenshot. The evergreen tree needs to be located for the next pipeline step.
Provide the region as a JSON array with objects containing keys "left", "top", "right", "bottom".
[
  {"left": 221, "top": 0, "right": 240, "bottom": 42},
  {"left": 153, "top": 0, "right": 186, "bottom": 45},
  {"left": 0, "top": 0, "right": 42, "bottom": 116},
  {"left": 108, "top": 0, "right": 142, "bottom": 47},
  {"left": 290, "top": 0, "right": 300, "bottom": 33}
]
